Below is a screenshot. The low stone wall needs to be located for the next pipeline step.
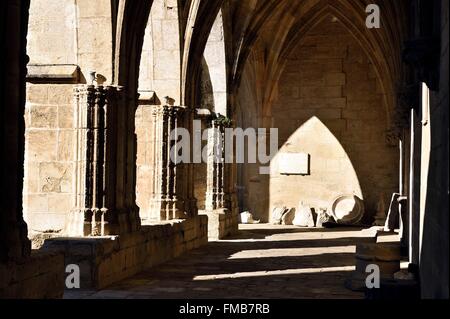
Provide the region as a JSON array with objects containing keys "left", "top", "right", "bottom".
[
  {"left": 0, "top": 251, "right": 65, "bottom": 299},
  {"left": 43, "top": 216, "right": 208, "bottom": 289},
  {"left": 200, "top": 209, "right": 239, "bottom": 240}
]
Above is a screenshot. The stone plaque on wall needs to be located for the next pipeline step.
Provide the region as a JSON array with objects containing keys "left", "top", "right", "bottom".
[{"left": 279, "top": 153, "right": 310, "bottom": 175}]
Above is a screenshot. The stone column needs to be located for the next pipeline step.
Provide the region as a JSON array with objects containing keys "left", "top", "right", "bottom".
[
  {"left": 202, "top": 117, "right": 235, "bottom": 239},
  {"left": 205, "top": 119, "right": 228, "bottom": 211},
  {"left": 183, "top": 107, "right": 198, "bottom": 218},
  {"left": 147, "top": 105, "right": 187, "bottom": 221},
  {"left": 67, "top": 85, "right": 140, "bottom": 236}
]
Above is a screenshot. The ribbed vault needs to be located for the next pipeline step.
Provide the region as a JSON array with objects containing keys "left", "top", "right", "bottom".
[{"left": 226, "top": 0, "right": 409, "bottom": 128}]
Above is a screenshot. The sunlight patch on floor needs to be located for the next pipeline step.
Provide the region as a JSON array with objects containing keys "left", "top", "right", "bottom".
[
  {"left": 228, "top": 246, "right": 355, "bottom": 259},
  {"left": 192, "top": 266, "right": 356, "bottom": 281}
]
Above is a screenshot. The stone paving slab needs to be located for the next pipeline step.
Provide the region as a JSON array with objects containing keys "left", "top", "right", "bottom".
[{"left": 65, "top": 224, "right": 365, "bottom": 299}]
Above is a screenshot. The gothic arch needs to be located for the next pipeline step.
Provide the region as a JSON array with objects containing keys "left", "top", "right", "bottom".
[
  {"left": 114, "top": 0, "right": 153, "bottom": 93},
  {"left": 182, "top": 0, "right": 223, "bottom": 106},
  {"left": 274, "top": 0, "right": 408, "bottom": 128},
  {"left": 229, "top": 0, "right": 409, "bottom": 129}
]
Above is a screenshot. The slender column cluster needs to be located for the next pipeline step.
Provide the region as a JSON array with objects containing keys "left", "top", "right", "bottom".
[
  {"left": 205, "top": 119, "right": 228, "bottom": 211},
  {"left": 68, "top": 85, "right": 140, "bottom": 236},
  {"left": 69, "top": 85, "right": 109, "bottom": 235},
  {"left": 148, "top": 105, "right": 186, "bottom": 221},
  {"left": 183, "top": 107, "right": 199, "bottom": 218}
]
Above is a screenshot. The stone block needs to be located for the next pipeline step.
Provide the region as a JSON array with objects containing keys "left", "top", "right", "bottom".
[
  {"left": 356, "top": 242, "right": 401, "bottom": 261},
  {"left": 29, "top": 104, "right": 58, "bottom": 128},
  {"left": 48, "top": 193, "right": 72, "bottom": 212},
  {"left": 58, "top": 105, "right": 74, "bottom": 128},
  {"left": 27, "top": 84, "right": 48, "bottom": 104},
  {"left": 57, "top": 130, "right": 74, "bottom": 161},
  {"left": 26, "top": 130, "right": 58, "bottom": 161},
  {"left": 39, "top": 162, "right": 72, "bottom": 193},
  {"left": 300, "top": 86, "right": 342, "bottom": 98},
  {"left": 47, "top": 85, "right": 73, "bottom": 105},
  {"left": 76, "top": 0, "right": 112, "bottom": 19},
  {"left": 27, "top": 194, "right": 48, "bottom": 212},
  {"left": 301, "top": 98, "right": 345, "bottom": 110},
  {"left": 0, "top": 251, "right": 64, "bottom": 299},
  {"left": 342, "top": 109, "right": 381, "bottom": 120},
  {"left": 325, "top": 73, "right": 346, "bottom": 85}
]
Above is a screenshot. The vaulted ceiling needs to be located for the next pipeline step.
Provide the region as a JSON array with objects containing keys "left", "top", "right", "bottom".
[
  {"left": 114, "top": 0, "right": 409, "bottom": 122},
  {"left": 221, "top": 0, "right": 410, "bottom": 125}
]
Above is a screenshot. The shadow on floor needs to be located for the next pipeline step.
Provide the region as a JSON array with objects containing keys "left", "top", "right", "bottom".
[
  {"left": 65, "top": 225, "right": 365, "bottom": 299},
  {"left": 234, "top": 225, "right": 362, "bottom": 239}
]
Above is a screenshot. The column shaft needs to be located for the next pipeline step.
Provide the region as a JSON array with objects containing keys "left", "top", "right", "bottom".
[
  {"left": 68, "top": 85, "right": 139, "bottom": 236},
  {"left": 148, "top": 105, "right": 186, "bottom": 221}
]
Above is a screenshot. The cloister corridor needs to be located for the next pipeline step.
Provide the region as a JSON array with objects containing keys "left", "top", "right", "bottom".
[
  {"left": 1, "top": 0, "right": 447, "bottom": 301},
  {"left": 65, "top": 225, "right": 367, "bottom": 299}
]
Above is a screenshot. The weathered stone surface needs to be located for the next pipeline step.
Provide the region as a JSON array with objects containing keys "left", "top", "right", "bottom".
[
  {"left": 200, "top": 209, "right": 238, "bottom": 240},
  {"left": 293, "top": 204, "right": 315, "bottom": 227},
  {"left": 43, "top": 216, "right": 208, "bottom": 289},
  {"left": 271, "top": 206, "right": 288, "bottom": 225},
  {"left": 26, "top": 64, "right": 79, "bottom": 83},
  {"left": 267, "top": 18, "right": 398, "bottom": 225},
  {"left": 65, "top": 224, "right": 364, "bottom": 299},
  {"left": 0, "top": 251, "right": 65, "bottom": 299},
  {"left": 281, "top": 208, "right": 295, "bottom": 225},
  {"left": 316, "top": 209, "right": 334, "bottom": 228},
  {"left": 356, "top": 242, "right": 401, "bottom": 262}
]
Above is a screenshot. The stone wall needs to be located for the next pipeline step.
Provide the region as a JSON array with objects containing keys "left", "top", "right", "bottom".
[
  {"left": 135, "top": 104, "right": 155, "bottom": 222},
  {"left": 23, "top": 84, "right": 75, "bottom": 233},
  {"left": 139, "top": 0, "right": 181, "bottom": 103},
  {"left": 194, "top": 161, "right": 208, "bottom": 211},
  {"left": 135, "top": 0, "right": 184, "bottom": 220},
  {"left": 194, "top": 11, "right": 228, "bottom": 212},
  {"left": 201, "top": 11, "right": 227, "bottom": 115},
  {"left": 27, "top": 0, "right": 114, "bottom": 80},
  {"left": 268, "top": 19, "right": 398, "bottom": 221},
  {"left": 43, "top": 216, "right": 208, "bottom": 289},
  {"left": 199, "top": 210, "right": 238, "bottom": 240},
  {"left": 23, "top": 0, "right": 115, "bottom": 234},
  {"left": 192, "top": 117, "right": 209, "bottom": 211},
  {"left": 0, "top": 251, "right": 65, "bottom": 299}
]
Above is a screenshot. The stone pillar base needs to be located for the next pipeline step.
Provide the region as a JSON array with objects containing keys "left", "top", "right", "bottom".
[
  {"left": 199, "top": 209, "right": 239, "bottom": 240},
  {"left": 346, "top": 241, "right": 401, "bottom": 292}
]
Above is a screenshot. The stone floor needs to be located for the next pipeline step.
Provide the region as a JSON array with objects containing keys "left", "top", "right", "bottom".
[{"left": 65, "top": 224, "right": 366, "bottom": 299}]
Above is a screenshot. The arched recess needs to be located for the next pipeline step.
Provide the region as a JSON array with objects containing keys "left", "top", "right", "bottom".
[
  {"left": 134, "top": 0, "right": 184, "bottom": 221},
  {"left": 138, "top": 0, "right": 183, "bottom": 103},
  {"left": 230, "top": 0, "right": 300, "bottom": 93},
  {"left": 193, "top": 10, "right": 228, "bottom": 211},
  {"left": 231, "top": 0, "right": 409, "bottom": 131},
  {"left": 182, "top": 0, "right": 223, "bottom": 107},
  {"left": 272, "top": 1, "right": 407, "bottom": 130},
  {"left": 199, "top": 10, "right": 227, "bottom": 114},
  {"left": 22, "top": 0, "right": 118, "bottom": 236},
  {"left": 114, "top": 0, "right": 153, "bottom": 90},
  {"left": 234, "top": 2, "right": 406, "bottom": 222},
  {"left": 116, "top": 0, "right": 228, "bottom": 222}
]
